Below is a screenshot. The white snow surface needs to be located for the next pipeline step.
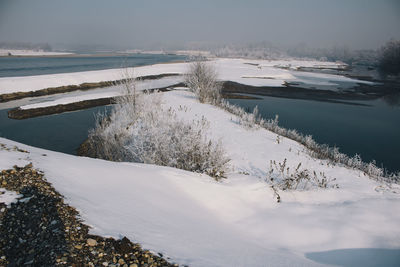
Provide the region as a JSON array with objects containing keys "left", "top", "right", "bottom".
[
  {"left": 0, "top": 58, "right": 372, "bottom": 97},
  {"left": 19, "top": 76, "right": 182, "bottom": 110},
  {"left": 0, "top": 62, "right": 187, "bottom": 95},
  {"left": 1, "top": 90, "right": 399, "bottom": 267},
  {"left": 0, "top": 188, "right": 21, "bottom": 207},
  {"left": 0, "top": 49, "right": 73, "bottom": 56}
]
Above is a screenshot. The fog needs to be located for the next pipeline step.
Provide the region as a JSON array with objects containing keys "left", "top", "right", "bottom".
[{"left": 0, "top": 0, "right": 399, "bottom": 51}]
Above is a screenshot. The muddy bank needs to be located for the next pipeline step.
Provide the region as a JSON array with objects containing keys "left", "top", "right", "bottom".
[
  {"left": 8, "top": 98, "right": 115, "bottom": 119},
  {"left": 9, "top": 78, "right": 398, "bottom": 119},
  {"left": 8, "top": 83, "right": 185, "bottom": 119},
  {"left": 0, "top": 73, "right": 181, "bottom": 102},
  {"left": 221, "top": 80, "right": 399, "bottom": 105},
  {"left": 221, "top": 93, "right": 262, "bottom": 100}
]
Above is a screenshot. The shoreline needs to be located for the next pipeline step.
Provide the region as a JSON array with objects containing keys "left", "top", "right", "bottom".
[
  {"left": 7, "top": 80, "right": 392, "bottom": 119},
  {"left": 6, "top": 88, "right": 258, "bottom": 120},
  {"left": 0, "top": 158, "right": 176, "bottom": 266},
  {"left": 7, "top": 83, "right": 185, "bottom": 120},
  {"left": 221, "top": 80, "right": 398, "bottom": 105},
  {"left": 0, "top": 73, "right": 181, "bottom": 103}
]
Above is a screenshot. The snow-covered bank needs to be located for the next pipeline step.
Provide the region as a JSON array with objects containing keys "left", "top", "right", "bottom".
[
  {"left": 1, "top": 90, "right": 399, "bottom": 267},
  {"left": 0, "top": 63, "right": 187, "bottom": 95},
  {"left": 0, "top": 58, "right": 372, "bottom": 96},
  {"left": 0, "top": 49, "right": 73, "bottom": 56},
  {"left": 19, "top": 76, "right": 181, "bottom": 110}
]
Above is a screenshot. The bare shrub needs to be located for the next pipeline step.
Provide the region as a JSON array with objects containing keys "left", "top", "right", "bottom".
[
  {"left": 267, "top": 159, "right": 338, "bottom": 202},
  {"left": 267, "top": 159, "right": 338, "bottom": 191},
  {"left": 184, "top": 61, "right": 222, "bottom": 104},
  {"left": 86, "top": 72, "right": 229, "bottom": 179}
]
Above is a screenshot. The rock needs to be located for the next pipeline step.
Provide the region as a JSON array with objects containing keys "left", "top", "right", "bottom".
[
  {"left": 0, "top": 163, "right": 175, "bottom": 267},
  {"left": 87, "top": 238, "right": 97, "bottom": 247}
]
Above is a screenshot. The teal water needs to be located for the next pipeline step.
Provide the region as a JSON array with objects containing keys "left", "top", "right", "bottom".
[
  {"left": 228, "top": 96, "right": 400, "bottom": 173},
  {"left": 0, "top": 54, "right": 185, "bottom": 77},
  {"left": 0, "top": 106, "right": 111, "bottom": 154},
  {"left": 0, "top": 54, "right": 398, "bottom": 172},
  {"left": 1, "top": 96, "right": 398, "bottom": 172}
]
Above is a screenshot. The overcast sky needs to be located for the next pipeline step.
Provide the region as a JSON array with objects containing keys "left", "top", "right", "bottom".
[{"left": 0, "top": 0, "right": 399, "bottom": 50}]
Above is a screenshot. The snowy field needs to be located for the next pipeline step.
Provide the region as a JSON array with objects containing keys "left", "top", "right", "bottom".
[
  {"left": 19, "top": 76, "right": 182, "bottom": 110},
  {"left": 1, "top": 89, "right": 399, "bottom": 267},
  {"left": 0, "top": 49, "right": 73, "bottom": 57},
  {"left": 0, "top": 58, "right": 373, "bottom": 98}
]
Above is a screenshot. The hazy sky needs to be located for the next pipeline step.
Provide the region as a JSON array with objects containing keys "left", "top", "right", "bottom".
[{"left": 0, "top": 0, "right": 399, "bottom": 50}]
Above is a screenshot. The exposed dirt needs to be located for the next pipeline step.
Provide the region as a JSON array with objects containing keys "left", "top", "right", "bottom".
[
  {"left": 0, "top": 73, "right": 181, "bottom": 103},
  {"left": 7, "top": 83, "right": 186, "bottom": 120}
]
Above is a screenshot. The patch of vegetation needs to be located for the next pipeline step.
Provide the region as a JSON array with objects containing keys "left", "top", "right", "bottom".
[
  {"left": 85, "top": 74, "right": 229, "bottom": 180},
  {"left": 267, "top": 159, "right": 338, "bottom": 197},
  {"left": 184, "top": 61, "right": 222, "bottom": 104},
  {"left": 218, "top": 101, "right": 399, "bottom": 184}
]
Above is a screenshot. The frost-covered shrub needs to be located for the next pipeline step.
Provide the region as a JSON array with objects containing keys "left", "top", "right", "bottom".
[
  {"left": 267, "top": 159, "right": 338, "bottom": 203},
  {"left": 218, "top": 100, "right": 399, "bottom": 184},
  {"left": 219, "top": 101, "right": 261, "bottom": 129},
  {"left": 86, "top": 76, "right": 229, "bottom": 179},
  {"left": 267, "top": 159, "right": 338, "bottom": 192},
  {"left": 184, "top": 61, "right": 222, "bottom": 104}
]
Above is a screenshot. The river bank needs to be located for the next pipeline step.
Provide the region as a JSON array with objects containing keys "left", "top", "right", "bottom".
[
  {"left": 0, "top": 73, "right": 181, "bottom": 102},
  {"left": 1, "top": 88, "right": 399, "bottom": 266},
  {"left": 0, "top": 145, "right": 176, "bottom": 266}
]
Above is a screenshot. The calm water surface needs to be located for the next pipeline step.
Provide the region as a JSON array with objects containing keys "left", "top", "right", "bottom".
[
  {"left": 0, "top": 96, "right": 398, "bottom": 172},
  {"left": 0, "top": 55, "right": 398, "bottom": 173},
  {"left": 0, "top": 54, "right": 185, "bottom": 77},
  {"left": 0, "top": 106, "right": 111, "bottom": 154},
  {"left": 228, "top": 96, "right": 400, "bottom": 173}
]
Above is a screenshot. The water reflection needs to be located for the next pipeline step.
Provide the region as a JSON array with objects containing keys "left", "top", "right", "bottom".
[
  {"left": 306, "top": 248, "right": 400, "bottom": 267},
  {"left": 382, "top": 93, "right": 400, "bottom": 107}
]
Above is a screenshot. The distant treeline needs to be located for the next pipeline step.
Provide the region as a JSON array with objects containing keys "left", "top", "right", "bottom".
[
  {"left": 209, "top": 42, "right": 379, "bottom": 65},
  {"left": 377, "top": 40, "right": 400, "bottom": 75},
  {"left": 0, "top": 42, "right": 52, "bottom": 51},
  {"left": 286, "top": 45, "right": 379, "bottom": 65}
]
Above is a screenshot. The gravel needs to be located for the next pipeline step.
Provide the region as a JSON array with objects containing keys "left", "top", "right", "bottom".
[{"left": 0, "top": 145, "right": 179, "bottom": 267}]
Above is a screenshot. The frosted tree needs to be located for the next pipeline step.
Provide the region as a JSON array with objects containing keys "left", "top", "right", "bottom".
[
  {"left": 184, "top": 61, "right": 222, "bottom": 104},
  {"left": 86, "top": 70, "right": 229, "bottom": 179}
]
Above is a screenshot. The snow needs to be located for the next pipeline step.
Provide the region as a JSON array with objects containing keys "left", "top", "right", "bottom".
[
  {"left": 19, "top": 76, "right": 182, "bottom": 110},
  {"left": 0, "top": 188, "right": 22, "bottom": 207},
  {"left": 0, "top": 62, "right": 187, "bottom": 95},
  {"left": 0, "top": 49, "right": 73, "bottom": 56},
  {"left": 19, "top": 92, "right": 116, "bottom": 110},
  {"left": 213, "top": 58, "right": 373, "bottom": 89},
  {"left": 0, "top": 90, "right": 399, "bottom": 267},
  {"left": 0, "top": 58, "right": 372, "bottom": 97}
]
